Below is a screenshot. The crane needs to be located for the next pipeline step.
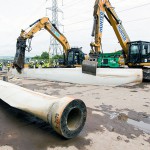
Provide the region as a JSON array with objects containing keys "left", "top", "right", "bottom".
[
  {"left": 82, "top": 0, "right": 150, "bottom": 80},
  {"left": 13, "top": 17, "right": 85, "bottom": 72}
]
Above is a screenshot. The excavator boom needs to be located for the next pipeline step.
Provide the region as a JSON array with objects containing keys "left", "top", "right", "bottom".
[
  {"left": 13, "top": 17, "right": 71, "bottom": 72},
  {"left": 83, "top": 0, "right": 130, "bottom": 75}
]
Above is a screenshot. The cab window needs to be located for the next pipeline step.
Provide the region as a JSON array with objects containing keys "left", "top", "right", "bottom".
[
  {"left": 142, "top": 44, "right": 150, "bottom": 55},
  {"left": 68, "top": 51, "right": 74, "bottom": 62},
  {"left": 130, "top": 45, "right": 139, "bottom": 54}
]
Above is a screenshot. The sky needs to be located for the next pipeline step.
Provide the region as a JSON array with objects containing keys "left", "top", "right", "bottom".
[{"left": 0, "top": 0, "right": 150, "bottom": 57}]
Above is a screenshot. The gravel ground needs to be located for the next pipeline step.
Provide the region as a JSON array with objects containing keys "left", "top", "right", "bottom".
[{"left": 0, "top": 77, "right": 150, "bottom": 150}]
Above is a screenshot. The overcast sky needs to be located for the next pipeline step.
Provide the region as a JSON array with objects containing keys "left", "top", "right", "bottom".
[{"left": 0, "top": 0, "right": 150, "bottom": 57}]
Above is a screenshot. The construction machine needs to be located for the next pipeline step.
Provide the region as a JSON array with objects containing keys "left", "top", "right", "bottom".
[
  {"left": 13, "top": 17, "right": 85, "bottom": 72},
  {"left": 98, "top": 50, "right": 123, "bottom": 68},
  {"left": 82, "top": 0, "right": 150, "bottom": 80}
]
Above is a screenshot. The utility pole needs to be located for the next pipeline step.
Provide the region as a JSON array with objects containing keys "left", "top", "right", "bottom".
[{"left": 46, "top": 0, "right": 63, "bottom": 56}]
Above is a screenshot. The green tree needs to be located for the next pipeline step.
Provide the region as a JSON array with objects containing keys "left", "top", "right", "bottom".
[
  {"left": 32, "top": 55, "right": 41, "bottom": 60},
  {"left": 53, "top": 54, "right": 63, "bottom": 60},
  {"left": 41, "top": 51, "right": 49, "bottom": 59}
]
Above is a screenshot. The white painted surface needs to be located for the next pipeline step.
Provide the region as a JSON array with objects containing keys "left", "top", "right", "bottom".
[
  {"left": 0, "top": 80, "right": 72, "bottom": 122},
  {"left": 11, "top": 68, "right": 143, "bottom": 86}
]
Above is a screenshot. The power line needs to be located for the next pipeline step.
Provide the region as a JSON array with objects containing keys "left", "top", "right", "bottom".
[
  {"left": 64, "top": 9, "right": 93, "bottom": 20},
  {"left": 65, "top": 18, "right": 92, "bottom": 26},
  {"left": 64, "top": 2, "right": 150, "bottom": 26},
  {"left": 125, "top": 16, "right": 150, "bottom": 23},
  {"left": 64, "top": 1, "right": 150, "bottom": 20},
  {"left": 62, "top": 0, "right": 80, "bottom": 5},
  {"left": 63, "top": 0, "right": 125, "bottom": 9},
  {"left": 65, "top": 13, "right": 150, "bottom": 27},
  {"left": 21, "top": 1, "right": 46, "bottom": 26},
  {"left": 118, "top": 2, "right": 150, "bottom": 12},
  {"left": 65, "top": 16, "right": 150, "bottom": 32},
  {"left": 62, "top": 0, "right": 87, "bottom": 8},
  {"left": 63, "top": 0, "right": 125, "bottom": 19},
  {"left": 65, "top": 27, "right": 91, "bottom": 33}
]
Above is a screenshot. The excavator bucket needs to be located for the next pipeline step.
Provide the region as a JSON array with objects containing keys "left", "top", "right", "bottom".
[
  {"left": 82, "top": 60, "right": 97, "bottom": 76},
  {"left": 13, "top": 37, "right": 26, "bottom": 73}
]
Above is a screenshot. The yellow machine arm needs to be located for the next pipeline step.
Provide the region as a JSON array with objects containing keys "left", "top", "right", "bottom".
[
  {"left": 82, "top": 0, "right": 131, "bottom": 75},
  {"left": 13, "top": 17, "right": 71, "bottom": 71},
  {"left": 20, "top": 17, "right": 70, "bottom": 52},
  {"left": 91, "top": 0, "right": 130, "bottom": 55}
]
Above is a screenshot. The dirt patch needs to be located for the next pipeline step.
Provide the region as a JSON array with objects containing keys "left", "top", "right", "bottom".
[
  {"left": 105, "top": 89, "right": 110, "bottom": 91},
  {"left": 143, "top": 105, "right": 149, "bottom": 107},
  {"left": 10, "top": 79, "right": 76, "bottom": 91},
  {"left": 49, "top": 90, "right": 60, "bottom": 96},
  {"left": 74, "top": 92, "right": 83, "bottom": 95},
  {"left": 21, "top": 84, "right": 40, "bottom": 91},
  {"left": 130, "top": 90, "right": 138, "bottom": 93},
  {"left": 145, "top": 138, "right": 150, "bottom": 143},
  {"left": 117, "top": 82, "right": 149, "bottom": 89}
]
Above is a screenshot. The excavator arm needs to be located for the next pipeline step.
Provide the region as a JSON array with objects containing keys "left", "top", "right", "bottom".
[
  {"left": 104, "top": 0, "right": 130, "bottom": 55},
  {"left": 13, "top": 17, "right": 70, "bottom": 72},
  {"left": 91, "top": 0, "right": 130, "bottom": 55},
  {"left": 82, "top": 0, "right": 131, "bottom": 75},
  {"left": 91, "top": 0, "right": 105, "bottom": 53}
]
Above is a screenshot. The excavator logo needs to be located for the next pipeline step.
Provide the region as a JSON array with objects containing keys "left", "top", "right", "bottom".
[
  {"left": 118, "top": 25, "right": 127, "bottom": 41},
  {"left": 51, "top": 26, "right": 60, "bottom": 38},
  {"left": 100, "top": 11, "right": 104, "bottom": 33}
]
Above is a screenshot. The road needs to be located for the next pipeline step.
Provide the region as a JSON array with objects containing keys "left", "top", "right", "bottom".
[{"left": 0, "top": 77, "right": 150, "bottom": 150}]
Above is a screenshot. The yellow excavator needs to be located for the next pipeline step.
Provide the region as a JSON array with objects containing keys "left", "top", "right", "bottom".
[
  {"left": 13, "top": 17, "right": 85, "bottom": 72},
  {"left": 82, "top": 0, "right": 150, "bottom": 80}
]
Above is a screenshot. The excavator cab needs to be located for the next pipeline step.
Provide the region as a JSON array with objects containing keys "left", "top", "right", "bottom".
[
  {"left": 66, "top": 48, "right": 85, "bottom": 67},
  {"left": 128, "top": 41, "right": 150, "bottom": 66}
]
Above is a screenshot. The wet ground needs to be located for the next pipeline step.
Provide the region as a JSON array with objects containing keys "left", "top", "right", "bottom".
[{"left": 0, "top": 77, "right": 150, "bottom": 150}]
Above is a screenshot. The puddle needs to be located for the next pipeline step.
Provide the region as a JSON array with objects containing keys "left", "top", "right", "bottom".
[
  {"left": 127, "top": 119, "right": 150, "bottom": 134},
  {"left": 118, "top": 113, "right": 150, "bottom": 134},
  {"left": 100, "top": 111, "right": 150, "bottom": 135},
  {"left": 110, "top": 112, "right": 120, "bottom": 120}
]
